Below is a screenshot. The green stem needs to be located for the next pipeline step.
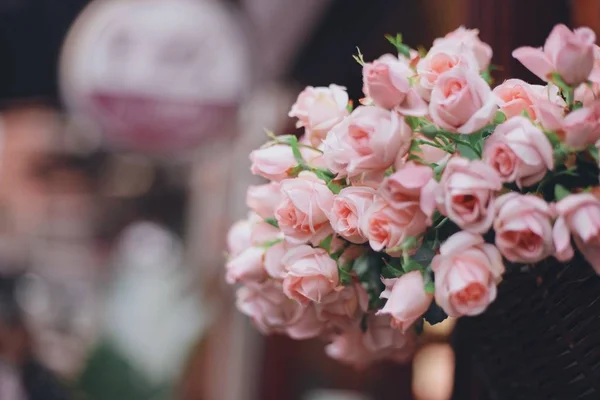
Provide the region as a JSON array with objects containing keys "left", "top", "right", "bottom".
[{"left": 565, "top": 87, "right": 575, "bottom": 111}]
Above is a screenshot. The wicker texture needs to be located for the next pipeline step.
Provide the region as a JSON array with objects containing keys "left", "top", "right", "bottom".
[{"left": 459, "top": 253, "right": 600, "bottom": 400}]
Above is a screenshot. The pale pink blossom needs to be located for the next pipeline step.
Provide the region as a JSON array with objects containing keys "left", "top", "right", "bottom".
[
  {"left": 246, "top": 182, "right": 282, "bottom": 219},
  {"left": 553, "top": 193, "right": 600, "bottom": 274},
  {"left": 250, "top": 145, "right": 319, "bottom": 182},
  {"left": 493, "top": 79, "right": 564, "bottom": 120},
  {"left": 275, "top": 172, "right": 334, "bottom": 245},
  {"left": 282, "top": 245, "right": 341, "bottom": 304},
  {"left": 416, "top": 40, "right": 480, "bottom": 101},
  {"left": 330, "top": 186, "right": 377, "bottom": 243},
  {"left": 563, "top": 101, "right": 600, "bottom": 148},
  {"left": 429, "top": 68, "right": 498, "bottom": 133},
  {"left": 421, "top": 157, "right": 502, "bottom": 234},
  {"left": 323, "top": 106, "right": 412, "bottom": 178},
  {"left": 380, "top": 161, "right": 433, "bottom": 208},
  {"left": 226, "top": 219, "right": 252, "bottom": 257},
  {"left": 362, "top": 195, "right": 429, "bottom": 253},
  {"left": 432, "top": 231, "right": 504, "bottom": 317},
  {"left": 325, "top": 314, "right": 416, "bottom": 368},
  {"left": 494, "top": 193, "right": 554, "bottom": 263},
  {"left": 362, "top": 54, "right": 428, "bottom": 114},
  {"left": 316, "top": 281, "right": 369, "bottom": 332},
  {"left": 513, "top": 24, "right": 596, "bottom": 85},
  {"left": 236, "top": 281, "right": 324, "bottom": 339},
  {"left": 483, "top": 116, "right": 554, "bottom": 188},
  {"left": 433, "top": 26, "right": 493, "bottom": 71},
  {"left": 377, "top": 271, "right": 433, "bottom": 332},
  {"left": 226, "top": 246, "right": 267, "bottom": 285},
  {"left": 288, "top": 84, "right": 349, "bottom": 146}
]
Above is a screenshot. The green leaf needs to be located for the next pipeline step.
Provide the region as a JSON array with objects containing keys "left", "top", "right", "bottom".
[
  {"left": 384, "top": 33, "right": 411, "bottom": 58},
  {"left": 314, "top": 167, "right": 336, "bottom": 180},
  {"left": 554, "top": 184, "right": 571, "bottom": 201},
  {"left": 457, "top": 143, "right": 479, "bottom": 160},
  {"left": 412, "top": 245, "right": 436, "bottom": 267},
  {"left": 319, "top": 235, "right": 333, "bottom": 252},
  {"left": 423, "top": 301, "right": 448, "bottom": 325},
  {"left": 573, "top": 101, "right": 583, "bottom": 111},
  {"left": 383, "top": 263, "right": 404, "bottom": 278},
  {"left": 339, "top": 268, "right": 353, "bottom": 285},
  {"left": 264, "top": 218, "right": 279, "bottom": 228},
  {"left": 402, "top": 259, "right": 423, "bottom": 273},
  {"left": 521, "top": 109, "right": 533, "bottom": 119},
  {"left": 418, "top": 124, "right": 439, "bottom": 137},
  {"left": 352, "top": 47, "right": 365, "bottom": 66},
  {"left": 424, "top": 281, "right": 435, "bottom": 294},
  {"left": 346, "top": 101, "right": 354, "bottom": 113},
  {"left": 263, "top": 238, "right": 283, "bottom": 248},
  {"left": 405, "top": 116, "right": 421, "bottom": 130},
  {"left": 433, "top": 163, "right": 445, "bottom": 181},
  {"left": 493, "top": 111, "right": 507, "bottom": 124},
  {"left": 481, "top": 68, "right": 493, "bottom": 85},
  {"left": 589, "top": 145, "right": 599, "bottom": 163},
  {"left": 327, "top": 181, "right": 343, "bottom": 194}
]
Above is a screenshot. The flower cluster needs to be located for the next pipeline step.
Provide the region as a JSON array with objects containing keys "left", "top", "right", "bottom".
[{"left": 227, "top": 24, "right": 600, "bottom": 368}]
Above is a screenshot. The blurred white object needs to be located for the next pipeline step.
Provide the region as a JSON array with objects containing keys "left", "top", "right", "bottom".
[
  {"left": 304, "top": 390, "right": 372, "bottom": 400},
  {"left": 60, "top": 0, "right": 250, "bottom": 154},
  {"left": 104, "top": 221, "right": 207, "bottom": 384},
  {"left": 412, "top": 343, "right": 455, "bottom": 400}
]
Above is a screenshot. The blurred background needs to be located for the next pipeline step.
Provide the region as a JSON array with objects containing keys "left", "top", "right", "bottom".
[{"left": 0, "top": 0, "right": 597, "bottom": 399}]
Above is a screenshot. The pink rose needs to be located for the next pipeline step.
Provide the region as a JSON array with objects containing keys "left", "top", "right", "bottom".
[
  {"left": 416, "top": 41, "right": 480, "bottom": 101},
  {"left": 533, "top": 98, "right": 566, "bottom": 132},
  {"left": 421, "top": 157, "right": 502, "bottom": 234},
  {"left": 575, "top": 46, "right": 600, "bottom": 105},
  {"left": 381, "top": 161, "right": 433, "bottom": 208},
  {"left": 493, "top": 79, "right": 562, "bottom": 120},
  {"left": 494, "top": 193, "right": 554, "bottom": 263},
  {"left": 563, "top": 101, "right": 600, "bottom": 148},
  {"left": 377, "top": 271, "right": 433, "bottom": 332},
  {"left": 433, "top": 26, "right": 493, "bottom": 71},
  {"left": 225, "top": 246, "right": 267, "bottom": 285},
  {"left": 249, "top": 219, "right": 281, "bottom": 246},
  {"left": 323, "top": 106, "right": 412, "bottom": 178},
  {"left": 513, "top": 24, "right": 596, "bottom": 85},
  {"left": 553, "top": 193, "right": 600, "bottom": 274},
  {"left": 282, "top": 245, "right": 340, "bottom": 304},
  {"left": 288, "top": 84, "right": 349, "bottom": 146},
  {"left": 227, "top": 218, "right": 283, "bottom": 284},
  {"left": 264, "top": 240, "right": 287, "bottom": 279},
  {"left": 575, "top": 81, "right": 600, "bottom": 106},
  {"left": 275, "top": 172, "right": 334, "bottom": 245},
  {"left": 330, "top": 186, "right": 377, "bottom": 243},
  {"left": 226, "top": 219, "right": 252, "bottom": 257},
  {"left": 362, "top": 195, "right": 428, "bottom": 253},
  {"left": 236, "top": 281, "right": 323, "bottom": 339},
  {"left": 285, "top": 305, "right": 327, "bottom": 340},
  {"left": 483, "top": 116, "right": 554, "bottom": 188},
  {"left": 432, "top": 231, "right": 504, "bottom": 317},
  {"left": 325, "top": 314, "right": 416, "bottom": 368},
  {"left": 429, "top": 68, "right": 497, "bottom": 133},
  {"left": 362, "top": 54, "right": 428, "bottom": 115},
  {"left": 246, "top": 182, "right": 282, "bottom": 219},
  {"left": 249, "top": 145, "right": 296, "bottom": 182},
  {"left": 316, "top": 281, "right": 369, "bottom": 332}
]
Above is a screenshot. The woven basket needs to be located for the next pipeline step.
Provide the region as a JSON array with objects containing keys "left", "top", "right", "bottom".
[{"left": 458, "top": 252, "right": 600, "bottom": 400}]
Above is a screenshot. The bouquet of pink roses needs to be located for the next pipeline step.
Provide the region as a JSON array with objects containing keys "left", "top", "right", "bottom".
[{"left": 226, "top": 24, "right": 600, "bottom": 368}]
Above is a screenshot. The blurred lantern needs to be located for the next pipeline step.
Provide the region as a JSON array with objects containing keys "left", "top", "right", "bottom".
[{"left": 60, "top": 0, "right": 250, "bottom": 155}]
